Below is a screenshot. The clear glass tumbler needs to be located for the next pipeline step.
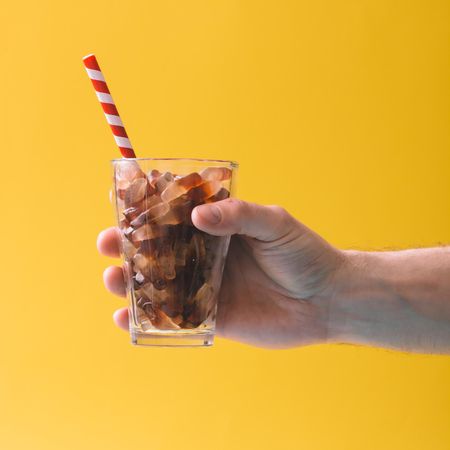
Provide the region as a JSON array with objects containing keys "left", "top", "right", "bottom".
[{"left": 112, "top": 158, "right": 238, "bottom": 347}]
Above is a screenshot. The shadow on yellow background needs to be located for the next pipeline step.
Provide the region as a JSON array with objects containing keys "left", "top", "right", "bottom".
[{"left": 1, "top": 1, "right": 449, "bottom": 449}]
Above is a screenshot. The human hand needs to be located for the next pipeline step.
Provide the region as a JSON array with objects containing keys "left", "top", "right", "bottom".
[{"left": 98, "top": 199, "right": 346, "bottom": 348}]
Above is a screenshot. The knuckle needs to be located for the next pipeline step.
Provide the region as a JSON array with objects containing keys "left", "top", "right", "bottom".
[
  {"left": 267, "top": 205, "right": 294, "bottom": 231},
  {"left": 221, "top": 199, "right": 251, "bottom": 234},
  {"left": 268, "top": 205, "right": 290, "bottom": 220},
  {"left": 225, "top": 198, "right": 250, "bottom": 214},
  {"left": 224, "top": 197, "right": 244, "bottom": 206}
]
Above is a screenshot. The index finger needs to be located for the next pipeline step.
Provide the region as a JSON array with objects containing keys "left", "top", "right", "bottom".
[{"left": 97, "top": 227, "right": 121, "bottom": 258}]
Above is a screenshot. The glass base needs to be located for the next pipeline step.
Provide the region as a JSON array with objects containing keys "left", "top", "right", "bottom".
[{"left": 131, "top": 329, "right": 215, "bottom": 347}]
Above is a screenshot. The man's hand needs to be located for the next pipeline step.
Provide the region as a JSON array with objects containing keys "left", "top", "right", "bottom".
[{"left": 97, "top": 199, "right": 345, "bottom": 348}]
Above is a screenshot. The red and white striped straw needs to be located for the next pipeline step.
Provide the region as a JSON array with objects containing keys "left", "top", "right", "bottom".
[{"left": 83, "top": 54, "right": 136, "bottom": 158}]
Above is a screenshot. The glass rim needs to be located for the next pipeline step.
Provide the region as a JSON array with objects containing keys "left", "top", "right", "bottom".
[{"left": 111, "top": 157, "right": 239, "bottom": 168}]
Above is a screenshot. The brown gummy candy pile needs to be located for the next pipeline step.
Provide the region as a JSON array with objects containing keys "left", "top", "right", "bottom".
[{"left": 115, "top": 162, "right": 231, "bottom": 331}]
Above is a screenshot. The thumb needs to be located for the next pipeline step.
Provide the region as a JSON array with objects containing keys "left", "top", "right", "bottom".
[{"left": 191, "top": 199, "right": 295, "bottom": 242}]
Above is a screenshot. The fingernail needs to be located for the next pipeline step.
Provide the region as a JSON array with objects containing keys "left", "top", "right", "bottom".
[{"left": 197, "top": 204, "right": 221, "bottom": 224}]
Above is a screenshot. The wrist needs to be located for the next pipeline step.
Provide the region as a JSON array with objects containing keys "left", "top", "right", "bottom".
[
  {"left": 326, "top": 250, "right": 390, "bottom": 347},
  {"left": 325, "top": 247, "right": 450, "bottom": 353}
]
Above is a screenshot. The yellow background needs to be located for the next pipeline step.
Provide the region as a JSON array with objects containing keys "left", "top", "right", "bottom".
[{"left": 1, "top": 1, "right": 449, "bottom": 449}]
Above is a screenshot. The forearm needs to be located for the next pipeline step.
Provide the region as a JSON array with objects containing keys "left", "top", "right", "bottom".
[{"left": 330, "top": 247, "right": 450, "bottom": 354}]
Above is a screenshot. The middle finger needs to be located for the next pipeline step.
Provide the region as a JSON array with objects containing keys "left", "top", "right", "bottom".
[
  {"left": 97, "top": 227, "right": 121, "bottom": 258},
  {"left": 103, "top": 266, "right": 127, "bottom": 297}
]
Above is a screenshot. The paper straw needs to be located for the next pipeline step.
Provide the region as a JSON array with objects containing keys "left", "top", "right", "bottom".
[{"left": 83, "top": 54, "right": 136, "bottom": 158}]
